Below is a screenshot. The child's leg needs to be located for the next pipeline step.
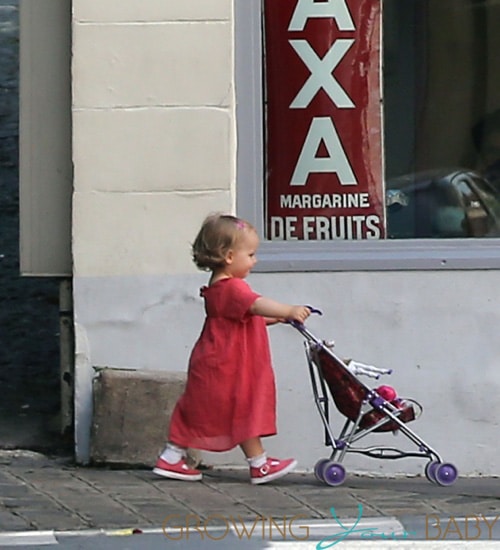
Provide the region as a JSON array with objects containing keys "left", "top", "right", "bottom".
[
  {"left": 159, "top": 442, "right": 185, "bottom": 464},
  {"left": 240, "top": 437, "right": 265, "bottom": 461}
]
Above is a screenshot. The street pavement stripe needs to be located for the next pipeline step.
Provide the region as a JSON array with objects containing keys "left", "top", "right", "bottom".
[
  {"left": 268, "top": 543, "right": 500, "bottom": 549},
  {"left": 230, "top": 517, "right": 407, "bottom": 540},
  {"left": 2, "top": 518, "right": 499, "bottom": 547},
  {"left": 0, "top": 531, "right": 57, "bottom": 546}
]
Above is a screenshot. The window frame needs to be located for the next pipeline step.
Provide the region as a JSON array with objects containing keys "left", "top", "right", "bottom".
[{"left": 234, "top": 0, "right": 500, "bottom": 272}]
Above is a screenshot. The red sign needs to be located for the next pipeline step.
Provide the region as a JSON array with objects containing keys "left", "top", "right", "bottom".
[{"left": 264, "top": 0, "right": 384, "bottom": 240}]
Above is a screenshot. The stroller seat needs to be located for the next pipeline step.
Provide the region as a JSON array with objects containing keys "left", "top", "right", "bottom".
[
  {"left": 359, "top": 400, "right": 416, "bottom": 432},
  {"left": 313, "top": 346, "right": 416, "bottom": 432}
]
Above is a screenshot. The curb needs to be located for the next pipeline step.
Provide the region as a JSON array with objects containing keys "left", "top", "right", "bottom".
[
  {"left": 2, "top": 516, "right": 499, "bottom": 546},
  {"left": 0, "top": 517, "right": 404, "bottom": 546}
]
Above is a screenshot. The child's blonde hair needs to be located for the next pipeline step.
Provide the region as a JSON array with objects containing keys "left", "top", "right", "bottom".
[{"left": 192, "top": 214, "right": 255, "bottom": 271}]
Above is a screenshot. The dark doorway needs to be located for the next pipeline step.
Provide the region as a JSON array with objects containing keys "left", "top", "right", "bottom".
[{"left": 0, "top": 0, "right": 66, "bottom": 454}]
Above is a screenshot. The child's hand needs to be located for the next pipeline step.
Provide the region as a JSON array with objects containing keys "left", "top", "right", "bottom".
[
  {"left": 250, "top": 297, "right": 312, "bottom": 323},
  {"left": 288, "top": 305, "right": 311, "bottom": 323}
]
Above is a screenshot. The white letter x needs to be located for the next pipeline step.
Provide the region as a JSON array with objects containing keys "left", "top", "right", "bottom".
[{"left": 289, "top": 39, "right": 355, "bottom": 109}]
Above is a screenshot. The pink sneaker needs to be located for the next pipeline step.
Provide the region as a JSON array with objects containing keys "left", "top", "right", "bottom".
[
  {"left": 153, "top": 457, "right": 202, "bottom": 481},
  {"left": 250, "top": 457, "right": 297, "bottom": 485}
]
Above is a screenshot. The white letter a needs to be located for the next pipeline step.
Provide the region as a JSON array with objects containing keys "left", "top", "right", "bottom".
[
  {"left": 289, "top": 0, "right": 355, "bottom": 32},
  {"left": 291, "top": 117, "right": 357, "bottom": 186}
]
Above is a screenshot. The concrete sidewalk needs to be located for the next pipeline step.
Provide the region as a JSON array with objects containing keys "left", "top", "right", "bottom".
[{"left": 0, "top": 450, "right": 499, "bottom": 541}]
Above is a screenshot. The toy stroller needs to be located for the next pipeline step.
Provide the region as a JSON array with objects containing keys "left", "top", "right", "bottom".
[{"left": 290, "top": 310, "right": 458, "bottom": 487}]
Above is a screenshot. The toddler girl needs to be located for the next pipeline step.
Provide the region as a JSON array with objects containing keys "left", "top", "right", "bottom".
[{"left": 153, "top": 214, "right": 310, "bottom": 484}]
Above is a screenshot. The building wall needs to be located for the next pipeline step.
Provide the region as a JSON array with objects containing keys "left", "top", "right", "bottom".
[
  {"left": 72, "top": 0, "right": 500, "bottom": 475},
  {"left": 72, "top": 0, "right": 234, "bottom": 459}
]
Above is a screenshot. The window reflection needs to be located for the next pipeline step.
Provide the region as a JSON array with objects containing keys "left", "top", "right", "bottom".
[
  {"left": 386, "top": 170, "right": 500, "bottom": 238},
  {"left": 384, "top": 0, "right": 500, "bottom": 238}
]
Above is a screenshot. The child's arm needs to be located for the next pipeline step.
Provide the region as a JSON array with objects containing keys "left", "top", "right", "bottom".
[
  {"left": 250, "top": 297, "right": 311, "bottom": 323},
  {"left": 264, "top": 317, "right": 284, "bottom": 325}
]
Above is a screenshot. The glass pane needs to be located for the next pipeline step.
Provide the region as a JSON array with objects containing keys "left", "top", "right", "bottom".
[{"left": 384, "top": 0, "right": 500, "bottom": 238}]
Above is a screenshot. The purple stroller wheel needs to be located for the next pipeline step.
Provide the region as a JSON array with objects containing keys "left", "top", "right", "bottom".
[
  {"left": 321, "top": 461, "right": 346, "bottom": 486},
  {"left": 434, "top": 463, "right": 458, "bottom": 486},
  {"left": 425, "top": 461, "right": 439, "bottom": 484},
  {"left": 314, "top": 459, "right": 330, "bottom": 482}
]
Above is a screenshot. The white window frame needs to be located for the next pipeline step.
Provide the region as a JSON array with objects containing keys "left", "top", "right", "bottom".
[{"left": 234, "top": 0, "right": 500, "bottom": 272}]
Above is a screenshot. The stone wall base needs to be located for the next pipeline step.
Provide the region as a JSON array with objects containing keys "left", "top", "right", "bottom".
[{"left": 90, "top": 368, "right": 200, "bottom": 468}]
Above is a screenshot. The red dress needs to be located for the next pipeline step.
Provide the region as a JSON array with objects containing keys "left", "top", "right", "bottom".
[{"left": 168, "top": 278, "right": 277, "bottom": 451}]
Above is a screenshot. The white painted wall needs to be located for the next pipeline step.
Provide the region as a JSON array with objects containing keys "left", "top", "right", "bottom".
[
  {"left": 72, "top": 0, "right": 234, "bottom": 278},
  {"left": 74, "top": 271, "right": 500, "bottom": 475},
  {"left": 71, "top": 0, "right": 500, "bottom": 476}
]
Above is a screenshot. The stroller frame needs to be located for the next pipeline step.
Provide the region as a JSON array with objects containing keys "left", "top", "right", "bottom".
[{"left": 291, "top": 319, "right": 458, "bottom": 487}]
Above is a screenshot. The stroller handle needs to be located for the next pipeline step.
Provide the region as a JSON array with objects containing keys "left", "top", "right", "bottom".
[
  {"left": 287, "top": 305, "right": 323, "bottom": 332},
  {"left": 306, "top": 305, "right": 323, "bottom": 316}
]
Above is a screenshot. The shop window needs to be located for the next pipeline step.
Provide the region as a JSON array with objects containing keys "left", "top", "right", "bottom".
[{"left": 235, "top": 0, "right": 500, "bottom": 270}]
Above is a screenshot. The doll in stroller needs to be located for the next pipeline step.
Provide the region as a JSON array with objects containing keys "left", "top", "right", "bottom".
[{"left": 290, "top": 311, "right": 458, "bottom": 487}]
